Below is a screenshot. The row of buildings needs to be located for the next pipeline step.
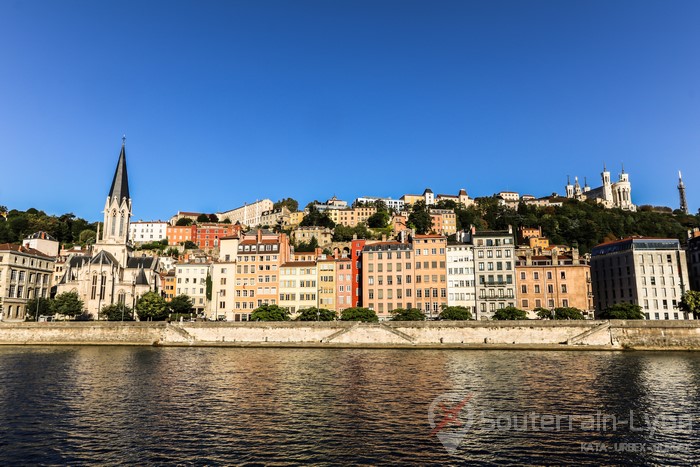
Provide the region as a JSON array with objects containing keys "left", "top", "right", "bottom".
[{"left": 0, "top": 141, "right": 696, "bottom": 322}]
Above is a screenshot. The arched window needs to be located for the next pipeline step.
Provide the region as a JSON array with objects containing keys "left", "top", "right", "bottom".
[
  {"left": 111, "top": 210, "right": 117, "bottom": 236},
  {"left": 119, "top": 211, "right": 125, "bottom": 237},
  {"left": 91, "top": 274, "right": 98, "bottom": 300},
  {"left": 100, "top": 273, "right": 107, "bottom": 301},
  {"left": 117, "top": 290, "right": 126, "bottom": 304}
]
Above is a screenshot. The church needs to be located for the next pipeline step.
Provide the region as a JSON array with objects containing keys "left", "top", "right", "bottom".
[
  {"left": 56, "top": 139, "right": 161, "bottom": 319},
  {"left": 564, "top": 165, "right": 636, "bottom": 211}
]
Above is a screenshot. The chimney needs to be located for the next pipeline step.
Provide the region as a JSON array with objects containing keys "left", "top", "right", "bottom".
[
  {"left": 525, "top": 248, "right": 532, "bottom": 266},
  {"left": 256, "top": 229, "right": 262, "bottom": 243},
  {"left": 572, "top": 247, "right": 579, "bottom": 263},
  {"left": 381, "top": 234, "right": 387, "bottom": 242}
]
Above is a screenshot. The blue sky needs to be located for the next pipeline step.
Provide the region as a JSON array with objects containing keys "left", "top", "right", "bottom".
[{"left": 1, "top": 0, "right": 699, "bottom": 222}]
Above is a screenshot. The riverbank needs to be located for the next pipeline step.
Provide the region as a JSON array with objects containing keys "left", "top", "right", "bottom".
[{"left": 1, "top": 320, "right": 700, "bottom": 350}]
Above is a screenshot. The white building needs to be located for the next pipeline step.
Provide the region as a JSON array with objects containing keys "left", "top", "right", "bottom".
[
  {"left": 209, "top": 236, "right": 238, "bottom": 321},
  {"left": 470, "top": 226, "right": 516, "bottom": 320},
  {"left": 175, "top": 262, "right": 211, "bottom": 316},
  {"left": 591, "top": 237, "right": 691, "bottom": 320},
  {"left": 565, "top": 165, "right": 636, "bottom": 211},
  {"left": 217, "top": 199, "right": 274, "bottom": 227},
  {"left": 129, "top": 221, "right": 168, "bottom": 244},
  {"left": 355, "top": 196, "right": 406, "bottom": 212},
  {"left": 22, "top": 231, "right": 60, "bottom": 258},
  {"left": 446, "top": 240, "right": 476, "bottom": 313}
]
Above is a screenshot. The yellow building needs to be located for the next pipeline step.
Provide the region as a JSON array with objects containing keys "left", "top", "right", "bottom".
[
  {"left": 326, "top": 206, "right": 377, "bottom": 227},
  {"left": 317, "top": 257, "right": 336, "bottom": 311},
  {"left": 279, "top": 261, "right": 318, "bottom": 316}
]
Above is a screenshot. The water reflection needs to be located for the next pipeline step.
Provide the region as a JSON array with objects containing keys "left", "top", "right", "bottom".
[{"left": 0, "top": 347, "right": 698, "bottom": 465}]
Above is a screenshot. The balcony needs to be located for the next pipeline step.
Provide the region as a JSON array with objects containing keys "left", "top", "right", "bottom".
[{"left": 480, "top": 281, "right": 509, "bottom": 287}]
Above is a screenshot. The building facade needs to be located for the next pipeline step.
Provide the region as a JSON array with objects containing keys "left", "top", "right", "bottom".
[
  {"left": 362, "top": 242, "right": 414, "bottom": 320},
  {"left": 471, "top": 227, "right": 516, "bottom": 320},
  {"left": 0, "top": 244, "right": 55, "bottom": 321},
  {"left": 217, "top": 199, "right": 274, "bottom": 227},
  {"left": 446, "top": 241, "right": 476, "bottom": 313},
  {"left": 591, "top": 238, "right": 690, "bottom": 320},
  {"left": 565, "top": 166, "right": 636, "bottom": 211},
  {"left": 413, "top": 235, "right": 448, "bottom": 318},
  {"left": 129, "top": 221, "right": 168, "bottom": 244}
]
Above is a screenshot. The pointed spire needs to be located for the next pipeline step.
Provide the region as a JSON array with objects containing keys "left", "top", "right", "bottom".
[
  {"left": 621, "top": 162, "right": 625, "bottom": 174},
  {"left": 679, "top": 170, "right": 683, "bottom": 182},
  {"left": 567, "top": 175, "right": 571, "bottom": 185},
  {"left": 108, "top": 137, "right": 130, "bottom": 203}
]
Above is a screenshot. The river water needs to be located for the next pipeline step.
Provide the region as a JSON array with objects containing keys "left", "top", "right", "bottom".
[{"left": 0, "top": 347, "right": 699, "bottom": 465}]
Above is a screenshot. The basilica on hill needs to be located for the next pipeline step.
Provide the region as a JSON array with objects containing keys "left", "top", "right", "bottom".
[
  {"left": 55, "top": 138, "right": 161, "bottom": 318},
  {"left": 564, "top": 165, "right": 636, "bottom": 211}
]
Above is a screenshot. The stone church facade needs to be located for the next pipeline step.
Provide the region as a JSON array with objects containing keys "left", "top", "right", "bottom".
[
  {"left": 565, "top": 165, "right": 636, "bottom": 211},
  {"left": 56, "top": 139, "right": 161, "bottom": 319}
]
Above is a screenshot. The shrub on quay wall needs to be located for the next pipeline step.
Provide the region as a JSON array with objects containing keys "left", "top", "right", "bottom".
[
  {"left": 100, "top": 304, "right": 134, "bottom": 321},
  {"left": 340, "top": 307, "right": 379, "bottom": 322},
  {"left": 438, "top": 306, "right": 473, "bottom": 321},
  {"left": 136, "top": 292, "right": 168, "bottom": 321},
  {"left": 598, "top": 303, "right": 645, "bottom": 320},
  {"left": 251, "top": 304, "right": 290, "bottom": 321},
  {"left": 536, "top": 307, "right": 584, "bottom": 320},
  {"left": 492, "top": 306, "right": 528, "bottom": 320},
  {"left": 389, "top": 308, "right": 426, "bottom": 321},
  {"left": 296, "top": 307, "right": 337, "bottom": 321}
]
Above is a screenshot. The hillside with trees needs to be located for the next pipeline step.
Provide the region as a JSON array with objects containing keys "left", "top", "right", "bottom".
[{"left": 0, "top": 206, "right": 97, "bottom": 247}]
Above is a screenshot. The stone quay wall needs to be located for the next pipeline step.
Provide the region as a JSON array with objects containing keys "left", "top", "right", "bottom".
[{"left": 1, "top": 320, "right": 700, "bottom": 350}]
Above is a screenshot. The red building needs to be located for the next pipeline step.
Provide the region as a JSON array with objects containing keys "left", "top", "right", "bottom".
[
  {"left": 195, "top": 223, "right": 241, "bottom": 250},
  {"left": 350, "top": 239, "right": 367, "bottom": 307}
]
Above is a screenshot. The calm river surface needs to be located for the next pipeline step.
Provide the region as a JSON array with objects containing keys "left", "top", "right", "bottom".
[{"left": 0, "top": 347, "right": 699, "bottom": 465}]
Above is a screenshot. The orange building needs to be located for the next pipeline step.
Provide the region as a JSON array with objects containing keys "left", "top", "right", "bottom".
[
  {"left": 195, "top": 223, "right": 241, "bottom": 250},
  {"left": 160, "top": 270, "right": 176, "bottom": 302},
  {"left": 515, "top": 247, "right": 593, "bottom": 317},
  {"left": 167, "top": 225, "right": 197, "bottom": 245},
  {"left": 362, "top": 242, "right": 415, "bottom": 320},
  {"left": 413, "top": 234, "right": 448, "bottom": 318}
]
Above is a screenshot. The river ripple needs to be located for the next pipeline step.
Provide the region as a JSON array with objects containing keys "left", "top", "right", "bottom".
[{"left": 0, "top": 347, "right": 699, "bottom": 465}]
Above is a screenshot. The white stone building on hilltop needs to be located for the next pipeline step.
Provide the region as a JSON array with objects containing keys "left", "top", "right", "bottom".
[
  {"left": 55, "top": 139, "right": 161, "bottom": 319},
  {"left": 217, "top": 199, "right": 274, "bottom": 227},
  {"left": 565, "top": 165, "right": 636, "bottom": 211}
]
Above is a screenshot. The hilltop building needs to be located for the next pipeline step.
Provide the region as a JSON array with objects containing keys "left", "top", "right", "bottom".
[{"left": 565, "top": 165, "right": 636, "bottom": 211}]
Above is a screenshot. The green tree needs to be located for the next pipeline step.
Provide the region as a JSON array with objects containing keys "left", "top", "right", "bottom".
[
  {"left": 492, "top": 306, "right": 527, "bottom": 320},
  {"left": 439, "top": 306, "right": 473, "bottom": 320},
  {"left": 680, "top": 291, "right": 700, "bottom": 319},
  {"left": 196, "top": 213, "right": 210, "bottom": 222},
  {"left": 535, "top": 307, "right": 553, "bottom": 319},
  {"left": 165, "top": 247, "right": 180, "bottom": 257},
  {"left": 273, "top": 198, "right": 299, "bottom": 212},
  {"left": 25, "top": 297, "right": 53, "bottom": 320},
  {"left": 251, "top": 304, "right": 290, "bottom": 321},
  {"left": 208, "top": 214, "right": 219, "bottom": 222},
  {"left": 79, "top": 229, "right": 96, "bottom": 244},
  {"left": 176, "top": 218, "right": 193, "bottom": 226},
  {"left": 408, "top": 201, "right": 432, "bottom": 234},
  {"left": 295, "top": 235, "right": 319, "bottom": 252},
  {"left": 99, "top": 303, "right": 134, "bottom": 321},
  {"left": 296, "top": 307, "right": 337, "bottom": 321},
  {"left": 53, "top": 291, "right": 85, "bottom": 318},
  {"left": 181, "top": 240, "right": 198, "bottom": 249},
  {"left": 169, "top": 294, "right": 193, "bottom": 314},
  {"left": 136, "top": 292, "right": 168, "bottom": 321},
  {"left": 390, "top": 308, "right": 426, "bottom": 321},
  {"left": 552, "top": 307, "right": 584, "bottom": 320},
  {"left": 340, "top": 307, "right": 379, "bottom": 322},
  {"left": 205, "top": 273, "right": 212, "bottom": 301},
  {"left": 598, "top": 302, "right": 645, "bottom": 320},
  {"left": 367, "top": 211, "right": 390, "bottom": 229},
  {"left": 300, "top": 206, "right": 335, "bottom": 228}
]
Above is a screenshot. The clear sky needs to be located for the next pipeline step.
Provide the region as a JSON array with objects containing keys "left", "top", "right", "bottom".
[{"left": 1, "top": 0, "right": 699, "bottom": 222}]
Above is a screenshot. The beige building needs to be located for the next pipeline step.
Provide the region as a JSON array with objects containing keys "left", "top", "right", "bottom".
[
  {"left": 326, "top": 206, "right": 377, "bottom": 227},
  {"left": 471, "top": 227, "right": 516, "bottom": 320},
  {"left": 259, "top": 207, "right": 291, "bottom": 229},
  {"left": 515, "top": 247, "right": 593, "bottom": 318},
  {"left": 209, "top": 235, "right": 239, "bottom": 321},
  {"left": 317, "top": 257, "right": 336, "bottom": 311},
  {"left": 279, "top": 261, "right": 318, "bottom": 316},
  {"left": 22, "top": 231, "right": 59, "bottom": 258},
  {"left": 175, "top": 261, "right": 210, "bottom": 315},
  {"left": 0, "top": 244, "right": 55, "bottom": 321},
  {"left": 436, "top": 189, "right": 473, "bottom": 207},
  {"left": 291, "top": 226, "right": 333, "bottom": 247},
  {"left": 401, "top": 188, "right": 435, "bottom": 206},
  {"left": 362, "top": 242, "right": 414, "bottom": 320},
  {"left": 288, "top": 211, "right": 305, "bottom": 227},
  {"left": 429, "top": 209, "right": 457, "bottom": 236}
]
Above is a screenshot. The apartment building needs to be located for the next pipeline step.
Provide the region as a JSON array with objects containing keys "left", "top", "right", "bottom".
[
  {"left": 515, "top": 247, "right": 593, "bottom": 318},
  {"left": 429, "top": 209, "right": 457, "bottom": 236},
  {"left": 317, "top": 257, "right": 336, "bottom": 311},
  {"left": 129, "top": 221, "right": 168, "bottom": 244},
  {"left": 326, "top": 206, "right": 377, "bottom": 227},
  {"left": 591, "top": 237, "right": 691, "bottom": 320},
  {"left": 160, "top": 269, "right": 176, "bottom": 302},
  {"left": 0, "top": 244, "right": 55, "bottom": 321},
  {"left": 354, "top": 196, "right": 405, "bottom": 212},
  {"left": 279, "top": 261, "right": 318, "bottom": 316},
  {"left": 195, "top": 223, "right": 240, "bottom": 250},
  {"left": 291, "top": 226, "right": 333, "bottom": 246},
  {"left": 167, "top": 225, "right": 197, "bottom": 245},
  {"left": 175, "top": 261, "right": 211, "bottom": 315},
  {"left": 413, "top": 235, "right": 448, "bottom": 319},
  {"left": 472, "top": 226, "right": 516, "bottom": 320},
  {"left": 217, "top": 199, "right": 274, "bottom": 227},
  {"left": 233, "top": 230, "right": 290, "bottom": 319},
  {"left": 362, "top": 242, "right": 414, "bottom": 320},
  {"left": 446, "top": 239, "right": 476, "bottom": 313},
  {"left": 335, "top": 257, "right": 352, "bottom": 312}
]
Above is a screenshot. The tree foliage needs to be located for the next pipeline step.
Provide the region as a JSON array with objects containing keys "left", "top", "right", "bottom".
[
  {"left": 99, "top": 303, "right": 134, "bottom": 321},
  {"left": 251, "top": 304, "right": 290, "bottom": 321},
  {"left": 408, "top": 201, "right": 432, "bottom": 235},
  {"left": 273, "top": 198, "right": 299, "bottom": 212},
  {"left": 169, "top": 294, "right": 193, "bottom": 314},
  {"left": 296, "top": 307, "right": 337, "bottom": 321},
  {"left": 136, "top": 291, "right": 168, "bottom": 321},
  {"left": 295, "top": 235, "right": 319, "bottom": 252},
  {"left": 332, "top": 223, "right": 374, "bottom": 241},
  {"left": 0, "top": 208, "right": 96, "bottom": 245},
  {"left": 53, "top": 292, "right": 85, "bottom": 317},
  {"left": 598, "top": 302, "right": 645, "bottom": 320},
  {"left": 492, "top": 306, "right": 528, "bottom": 320},
  {"left": 25, "top": 297, "right": 53, "bottom": 319},
  {"left": 439, "top": 306, "right": 473, "bottom": 320},
  {"left": 537, "top": 307, "right": 584, "bottom": 320},
  {"left": 175, "top": 218, "right": 193, "bottom": 226},
  {"left": 300, "top": 206, "right": 335, "bottom": 228},
  {"left": 196, "top": 214, "right": 210, "bottom": 222},
  {"left": 340, "top": 307, "right": 379, "bottom": 322},
  {"left": 367, "top": 211, "right": 390, "bottom": 229},
  {"left": 680, "top": 291, "right": 700, "bottom": 319},
  {"left": 390, "top": 308, "right": 426, "bottom": 321}
]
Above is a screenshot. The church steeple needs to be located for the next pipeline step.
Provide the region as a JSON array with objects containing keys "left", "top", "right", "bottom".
[
  {"left": 101, "top": 137, "right": 133, "bottom": 247},
  {"left": 108, "top": 136, "right": 130, "bottom": 203}
]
